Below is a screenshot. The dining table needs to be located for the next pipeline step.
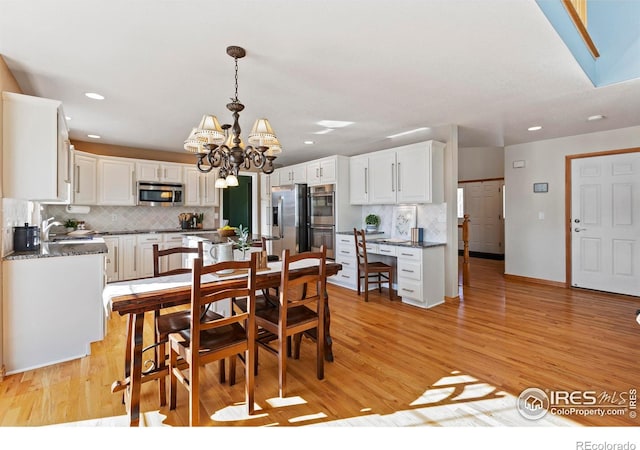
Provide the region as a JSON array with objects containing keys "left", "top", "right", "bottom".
[{"left": 102, "top": 259, "right": 342, "bottom": 427}]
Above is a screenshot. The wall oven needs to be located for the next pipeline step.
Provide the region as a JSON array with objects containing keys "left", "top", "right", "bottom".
[
  {"left": 137, "top": 182, "right": 184, "bottom": 206},
  {"left": 308, "top": 184, "right": 335, "bottom": 259}
]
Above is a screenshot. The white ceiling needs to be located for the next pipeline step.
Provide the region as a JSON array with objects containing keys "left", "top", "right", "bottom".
[{"left": 2, "top": 0, "right": 639, "bottom": 167}]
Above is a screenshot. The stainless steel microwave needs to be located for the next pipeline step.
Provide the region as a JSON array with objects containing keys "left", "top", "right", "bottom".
[{"left": 137, "top": 182, "right": 184, "bottom": 206}]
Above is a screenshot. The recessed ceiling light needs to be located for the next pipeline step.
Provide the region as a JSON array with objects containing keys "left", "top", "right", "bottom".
[
  {"left": 87, "top": 134, "right": 101, "bottom": 139},
  {"left": 528, "top": 126, "right": 543, "bottom": 131},
  {"left": 304, "top": 140, "right": 314, "bottom": 145},
  {"left": 587, "top": 114, "right": 605, "bottom": 121},
  {"left": 386, "top": 127, "right": 429, "bottom": 139},
  {"left": 85, "top": 92, "right": 105, "bottom": 100},
  {"left": 317, "top": 120, "right": 354, "bottom": 128},
  {"left": 314, "top": 129, "right": 334, "bottom": 135}
]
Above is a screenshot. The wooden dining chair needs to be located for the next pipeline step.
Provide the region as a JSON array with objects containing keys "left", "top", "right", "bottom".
[
  {"left": 253, "top": 245, "right": 327, "bottom": 397},
  {"left": 148, "top": 242, "right": 223, "bottom": 407},
  {"left": 354, "top": 228, "right": 394, "bottom": 302},
  {"left": 168, "top": 253, "right": 257, "bottom": 426}
]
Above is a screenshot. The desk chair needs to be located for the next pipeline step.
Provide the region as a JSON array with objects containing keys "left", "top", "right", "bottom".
[
  {"left": 169, "top": 254, "right": 257, "bottom": 426},
  {"left": 149, "top": 242, "right": 223, "bottom": 406},
  {"left": 354, "top": 228, "right": 394, "bottom": 302},
  {"left": 254, "top": 245, "right": 327, "bottom": 397}
]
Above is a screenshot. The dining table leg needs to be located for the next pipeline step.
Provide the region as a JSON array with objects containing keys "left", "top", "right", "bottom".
[
  {"left": 127, "top": 312, "right": 145, "bottom": 426},
  {"left": 323, "top": 290, "right": 333, "bottom": 362}
]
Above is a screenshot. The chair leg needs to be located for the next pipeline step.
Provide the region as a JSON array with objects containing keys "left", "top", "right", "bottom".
[
  {"left": 293, "top": 333, "right": 302, "bottom": 359},
  {"left": 229, "top": 355, "right": 237, "bottom": 386},
  {"left": 364, "top": 274, "right": 369, "bottom": 302},
  {"left": 157, "top": 338, "right": 167, "bottom": 407},
  {"left": 388, "top": 270, "right": 394, "bottom": 301},
  {"left": 378, "top": 273, "right": 382, "bottom": 293},
  {"left": 189, "top": 364, "right": 199, "bottom": 426},
  {"left": 219, "top": 358, "right": 226, "bottom": 384},
  {"left": 245, "top": 347, "right": 255, "bottom": 415},
  {"left": 316, "top": 325, "right": 324, "bottom": 381},
  {"left": 356, "top": 270, "right": 361, "bottom": 296},
  {"left": 278, "top": 332, "right": 287, "bottom": 397},
  {"left": 169, "top": 346, "right": 178, "bottom": 410}
]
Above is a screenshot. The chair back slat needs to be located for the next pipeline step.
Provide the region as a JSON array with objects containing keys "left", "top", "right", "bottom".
[{"left": 153, "top": 242, "right": 203, "bottom": 277}]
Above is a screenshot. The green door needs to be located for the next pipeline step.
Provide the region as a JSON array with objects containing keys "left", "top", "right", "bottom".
[{"left": 222, "top": 175, "right": 252, "bottom": 232}]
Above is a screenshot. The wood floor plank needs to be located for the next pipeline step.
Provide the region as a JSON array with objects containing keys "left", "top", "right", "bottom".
[{"left": 1, "top": 257, "right": 639, "bottom": 427}]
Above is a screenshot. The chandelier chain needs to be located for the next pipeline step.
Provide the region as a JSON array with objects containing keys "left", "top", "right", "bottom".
[{"left": 233, "top": 57, "right": 239, "bottom": 102}]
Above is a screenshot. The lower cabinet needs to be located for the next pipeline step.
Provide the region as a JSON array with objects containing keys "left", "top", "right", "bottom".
[
  {"left": 396, "top": 245, "right": 445, "bottom": 309},
  {"left": 104, "top": 232, "right": 188, "bottom": 283},
  {"left": 2, "top": 253, "right": 105, "bottom": 374},
  {"left": 329, "top": 234, "right": 358, "bottom": 290}
]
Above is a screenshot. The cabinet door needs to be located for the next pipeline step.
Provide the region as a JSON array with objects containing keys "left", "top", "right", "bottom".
[
  {"left": 319, "top": 158, "right": 336, "bottom": 184},
  {"left": 260, "top": 198, "right": 272, "bottom": 236},
  {"left": 306, "top": 162, "right": 321, "bottom": 185},
  {"left": 103, "top": 236, "right": 120, "bottom": 283},
  {"left": 349, "top": 155, "right": 369, "bottom": 204},
  {"left": 73, "top": 152, "right": 97, "bottom": 205},
  {"left": 162, "top": 234, "right": 185, "bottom": 272},
  {"left": 161, "top": 163, "right": 183, "bottom": 183},
  {"left": 396, "top": 142, "right": 430, "bottom": 203},
  {"left": 291, "top": 164, "right": 307, "bottom": 183},
  {"left": 119, "top": 235, "right": 138, "bottom": 280},
  {"left": 270, "top": 169, "right": 282, "bottom": 187},
  {"left": 369, "top": 151, "right": 396, "bottom": 204},
  {"left": 201, "top": 172, "right": 219, "bottom": 206},
  {"left": 260, "top": 173, "right": 271, "bottom": 200},
  {"left": 183, "top": 167, "right": 201, "bottom": 206},
  {"left": 98, "top": 157, "right": 135, "bottom": 205},
  {"left": 135, "top": 161, "right": 160, "bottom": 182}
]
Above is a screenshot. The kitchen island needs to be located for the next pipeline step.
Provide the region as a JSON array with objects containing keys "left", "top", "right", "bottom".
[{"left": 2, "top": 239, "right": 108, "bottom": 374}]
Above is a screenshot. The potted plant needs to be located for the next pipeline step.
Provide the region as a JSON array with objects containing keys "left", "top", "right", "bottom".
[
  {"left": 365, "top": 214, "right": 380, "bottom": 232},
  {"left": 64, "top": 218, "right": 78, "bottom": 231},
  {"left": 234, "top": 224, "right": 251, "bottom": 259}
]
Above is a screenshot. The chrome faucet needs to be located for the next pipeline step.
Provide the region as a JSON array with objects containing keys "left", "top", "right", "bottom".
[{"left": 41, "top": 217, "right": 63, "bottom": 241}]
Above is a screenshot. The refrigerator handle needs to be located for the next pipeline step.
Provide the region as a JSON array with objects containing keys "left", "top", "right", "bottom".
[{"left": 278, "top": 196, "right": 284, "bottom": 239}]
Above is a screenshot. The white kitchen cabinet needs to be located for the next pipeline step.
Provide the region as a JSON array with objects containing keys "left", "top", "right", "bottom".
[
  {"left": 329, "top": 234, "right": 359, "bottom": 290},
  {"left": 260, "top": 173, "right": 272, "bottom": 201},
  {"left": 162, "top": 233, "right": 186, "bottom": 272},
  {"left": 396, "top": 245, "right": 445, "bottom": 309},
  {"left": 137, "top": 234, "right": 163, "bottom": 278},
  {"left": 183, "top": 167, "right": 219, "bottom": 206},
  {"left": 2, "top": 253, "right": 105, "bottom": 374},
  {"left": 349, "top": 140, "right": 445, "bottom": 205},
  {"left": 369, "top": 150, "right": 397, "bottom": 204},
  {"left": 72, "top": 150, "right": 98, "bottom": 205},
  {"left": 2, "top": 92, "right": 71, "bottom": 203},
  {"left": 103, "top": 236, "right": 121, "bottom": 282},
  {"left": 349, "top": 155, "right": 369, "bottom": 204},
  {"left": 274, "top": 163, "right": 306, "bottom": 186},
  {"left": 119, "top": 234, "right": 138, "bottom": 280},
  {"left": 307, "top": 157, "right": 337, "bottom": 186},
  {"left": 97, "top": 156, "right": 136, "bottom": 205},
  {"left": 259, "top": 198, "right": 272, "bottom": 237},
  {"left": 135, "top": 161, "right": 183, "bottom": 183}
]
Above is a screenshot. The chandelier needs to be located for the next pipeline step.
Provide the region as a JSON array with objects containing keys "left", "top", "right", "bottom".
[{"left": 184, "top": 45, "right": 281, "bottom": 188}]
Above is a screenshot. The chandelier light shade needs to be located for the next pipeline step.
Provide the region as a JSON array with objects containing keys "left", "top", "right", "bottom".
[{"left": 185, "top": 45, "right": 280, "bottom": 187}]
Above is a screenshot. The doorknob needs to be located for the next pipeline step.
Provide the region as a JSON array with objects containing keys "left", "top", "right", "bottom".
[{"left": 574, "top": 227, "right": 587, "bottom": 232}]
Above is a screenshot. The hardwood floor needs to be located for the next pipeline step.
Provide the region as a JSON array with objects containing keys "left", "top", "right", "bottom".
[{"left": 1, "top": 257, "right": 639, "bottom": 427}]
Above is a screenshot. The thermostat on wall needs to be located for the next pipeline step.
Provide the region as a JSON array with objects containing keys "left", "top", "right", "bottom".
[
  {"left": 513, "top": 160, "right": 526, "bottom": 168},
  {"left": 533, "top": 182, "right": 549, "bottom": 193}
]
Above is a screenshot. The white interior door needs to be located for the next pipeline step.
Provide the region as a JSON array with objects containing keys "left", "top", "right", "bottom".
[
  {"left": 460, "top": 180, "right": 504, "bottom": 254},
  {"left": 571, "top": 153, "right": 640, "bottom": 296}
]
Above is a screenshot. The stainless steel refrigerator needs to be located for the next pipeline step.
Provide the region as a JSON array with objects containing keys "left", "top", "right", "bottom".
[{"left": 271, "top": 183, "right": 309, "bottom": 257}]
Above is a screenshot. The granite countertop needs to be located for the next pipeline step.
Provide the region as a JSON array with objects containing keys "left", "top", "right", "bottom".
[
  {"left": 4, "top": 241, "right": 108, "bottom": 261},
  {"left": 183, "top": 233, "right": 280, "bottom": 244},
  {"left": 336, "top": 230, "right": 444, "bottom": 248},
  {"left": 50, "top": 227, "right": 220, "bottom": 237}
]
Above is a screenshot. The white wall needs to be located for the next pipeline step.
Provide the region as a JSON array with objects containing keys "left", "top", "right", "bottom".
[
  {"left": 504, "top": 125, "right": 640, "bottom": 282},
  {"left": 459, "top": 146, "right": 504, "bottom": 181}
]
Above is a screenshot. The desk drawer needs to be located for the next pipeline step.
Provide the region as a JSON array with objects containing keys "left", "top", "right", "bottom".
[
  {"left": 377, "top": 244, "right": 397, "bottom": 257},
  {"left": 336, "top": 235, "right": 354, "bottom": 246},
  {"left": 398, "top": 278, "right": 423, "bottom": 302},
  {"left": 329, "top": 266, "right": 358, "bottom": 290},
  {"left": 365, "top": 243, "right": 379, "bottom": 254},
  {"left": 137, "top": 234, "right": 163, "bottom": 245},
  {"left": 336, "top": 245, "right": 355, "bottom": 258},
  {"left": 397, "top": 247, "right": 422, "bottom": 261},
  {"left": 398, "top": 260, "right": 421, "bottom": 281},
  {"left": 335, "top": 255, "right": 356, "bottom": 271}
]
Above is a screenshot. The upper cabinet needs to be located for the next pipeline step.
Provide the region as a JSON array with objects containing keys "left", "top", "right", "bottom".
[
  {"left": 349, "top": 140, "right": 445, "bottom": 205},
  {"left": 97, "top": 156, "right": 136, "bottom": 205},
  {"left": 2, "top": 92, "right": 71, "bottom": 203},
  {"left": 135, "top": 161, "right": 183, "bottom": 184},
  {"left": 306, "top": 157, "right": 337, "bottom": 186},
  {"left": 273, "top": 163, "right": 306, "bottom": 186},
  {"left": 72, "top": 150, "right": 98, "bottom": 205},
  {"left": 183, "top": 167, "right": 219, "bottom": 207}
]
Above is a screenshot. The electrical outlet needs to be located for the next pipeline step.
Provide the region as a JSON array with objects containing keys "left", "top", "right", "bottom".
[{"left": 111, "top": 214, "right": 118, "bottom": 222}]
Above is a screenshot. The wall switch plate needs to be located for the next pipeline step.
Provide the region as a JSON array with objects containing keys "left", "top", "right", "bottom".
[{"left": 513, "top": 160, "right": 526, "bottom": 168}]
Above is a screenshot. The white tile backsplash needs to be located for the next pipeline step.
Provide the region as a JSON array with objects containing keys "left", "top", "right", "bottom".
[
  {"left": 44, "top": 204, "right": 218, "bottom": 232},
  {"left": 2, "top": 198, "right": 34, "bottom": 256},
  {"left": 360, "top": 203, "right": 447, "bottom": 243}
]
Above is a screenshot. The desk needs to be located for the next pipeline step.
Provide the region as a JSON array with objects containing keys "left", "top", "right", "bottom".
[{"left": 102, "top": 260, "right": 341, "bottom": 426}]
